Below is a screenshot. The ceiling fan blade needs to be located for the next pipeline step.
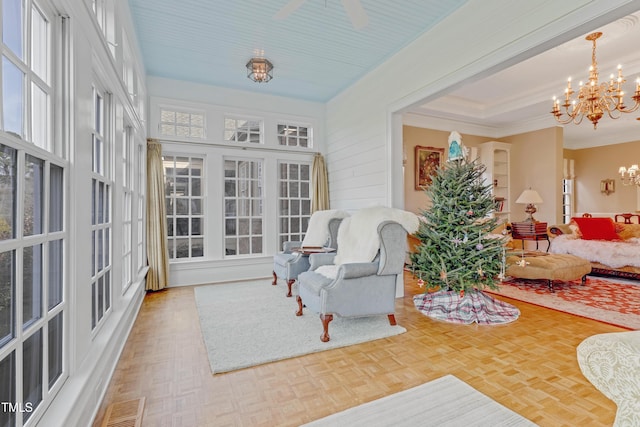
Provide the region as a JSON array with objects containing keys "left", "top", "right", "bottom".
[
  {"left": 274, "top": 0, "right": 307, "bottom": 20},
  {"left": 341, "top": 0, "right": 368, "bottom": 29}
]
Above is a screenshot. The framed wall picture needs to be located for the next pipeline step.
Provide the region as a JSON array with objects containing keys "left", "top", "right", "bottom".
[
  {"left": 600, "top": 178, "right": 615, "bottom": 195},
  {"left": 415, "top": 145, "right": 444, "bottom": 190}
]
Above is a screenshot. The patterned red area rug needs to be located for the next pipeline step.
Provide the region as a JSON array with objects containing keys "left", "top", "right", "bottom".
[{"left": 485, "top": 277, "right": 640, "bottom": 330}]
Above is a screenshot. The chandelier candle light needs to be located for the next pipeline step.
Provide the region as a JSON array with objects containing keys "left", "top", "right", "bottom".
[
  {"left": 551, "top": 32, "right": 640, "bottom": 129},
  {"left": 619, "top": 164, "right": 640, "bottom": 186}
]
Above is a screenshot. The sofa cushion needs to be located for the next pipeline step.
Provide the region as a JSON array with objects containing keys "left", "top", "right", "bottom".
[
  {"left": 571, "top": 217, "right": 619, "bottom": 241},
  {"left": 617, "top": 223, "right": 640, "bottom": 240}
]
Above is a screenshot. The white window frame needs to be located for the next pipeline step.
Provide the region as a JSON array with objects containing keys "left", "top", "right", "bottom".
[
  {"left": 159, "top": 107, "right": 205, "bottom": 140},
  {"left": 223, "top": 115, "right": 263, "bottom": 144},
  {"left": 0, "top": 3, "right": 67, "bottom": 425},
  {"left": 164, "top": 154, "right": 205, "bottom": 260},
  {"left": 223, "top": 157, "right": 264, "bottom": 257},
  {"left": 276, "top": 122, "right": 313, "bottom": 148},
  {"left": 90, "top": 82, "right": 113, "bottom": 332},
  {"left": 277, "top": 160, "right": 312, "bottom": 248}
]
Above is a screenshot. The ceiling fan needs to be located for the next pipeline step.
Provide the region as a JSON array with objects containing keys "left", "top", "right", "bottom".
[{"left": 274, "top": 0, "right": 369, "bottom": 30}]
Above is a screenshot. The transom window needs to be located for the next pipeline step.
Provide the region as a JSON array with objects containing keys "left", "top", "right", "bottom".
[
  {"left": 224, "top": 158, "right": 263, "bottom": 255},
  {"left": 277, "top": 124, "right": 311, "bottom": 148},
  {"left": 164, "top": 155, "right": 204, "bottom": 259},
  {"left": 159, "top": 108, "right": 205, "bottom": 139},
  {"left": 224, "top": 117, "right": 261, "bottom": 143},
  {"left": 278, "top": 162, "right": 311, "bottom": 247}
]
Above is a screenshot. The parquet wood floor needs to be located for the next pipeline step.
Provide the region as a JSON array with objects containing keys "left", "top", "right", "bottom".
[{"left": 92, "top": 272, "right": 626, "bottom": 427}]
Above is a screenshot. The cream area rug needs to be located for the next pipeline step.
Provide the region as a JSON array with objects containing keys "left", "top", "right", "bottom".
[
  {"left": 194, "top": 280, "right": 406, "bottom": 374},
  {"left": 302, "top": 375, "right": 537, "bottom": 427}
]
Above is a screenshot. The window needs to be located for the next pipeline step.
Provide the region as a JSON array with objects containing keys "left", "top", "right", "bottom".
[
  {"left": 224, "top": 117, "right": 261, "bottom": 143},
  {"left": 122, "top": 126, "right": 133, "bottom": 290},
  {"left": 224, "top": 159, "right": 263, "bottom": 255},
  {"left": 159, "top": 108, "right": 205, "bottom": 139},
  {"left": 136, "top": 142, "right": 145, "bottom": 270},
  {"left": 562, "top": 179, "right": 574, "bottom": 224},
  {"left": 277, "top": 124, "right": 311, "bottom": 148},
  {"left": 90, "top": 85, "right": 112, "bottom": 330},
  {"left": 164, "top": 156, "right": 204, "bottom": 259},
  {"left": 278, "top": 162, "right": 311, "bottom": 247},
  {"left": 1, "top": 2, "right": 65, "bottom": 425},
  {"left": 2, "top": 0, "right": 53, "bottom": 152}
]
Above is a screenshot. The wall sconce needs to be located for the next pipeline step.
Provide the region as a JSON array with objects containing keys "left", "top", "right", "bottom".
[
  {"left": 246, "top": 58, "right": 273, "bottom": 83},
  {"left": 601, "top": 179, "right": 615, "bottom": 195}
]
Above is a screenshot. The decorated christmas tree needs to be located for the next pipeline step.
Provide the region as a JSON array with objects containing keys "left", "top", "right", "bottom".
[{"left": 410, "top": 133, "right": 506, "bottom": 294}]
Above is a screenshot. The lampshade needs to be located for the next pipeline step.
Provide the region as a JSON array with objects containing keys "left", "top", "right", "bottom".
[{"left": 516, "top": 189, "right": 543, "bottom": 205}]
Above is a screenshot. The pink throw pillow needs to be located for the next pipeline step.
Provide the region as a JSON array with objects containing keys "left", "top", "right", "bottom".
[{"left": 571, "top": 217, "right": 619, "bottom": 241}]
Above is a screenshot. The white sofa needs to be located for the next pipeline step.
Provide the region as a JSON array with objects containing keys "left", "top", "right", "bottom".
[{"left": 549, "top": 219, "right": 640, "bottom": 281}]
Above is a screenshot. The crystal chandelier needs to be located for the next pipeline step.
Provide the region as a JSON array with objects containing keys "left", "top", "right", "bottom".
[
  {"left": 551, "top": 32, "right": 640, "bottom": 129},
  {"left": 619, "top": 164, "right": 640, "bottom": 186}
]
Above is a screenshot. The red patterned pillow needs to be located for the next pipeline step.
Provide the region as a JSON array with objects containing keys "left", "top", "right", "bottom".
[{"left": 571, "top": 217, "right": 619, "bottom": 241}]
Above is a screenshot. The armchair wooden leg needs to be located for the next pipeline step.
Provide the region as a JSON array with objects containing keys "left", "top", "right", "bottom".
[
  {"left": 320, "top": 314, "right": 333, "bottom": 342},
  {"left": 295, "top": 296, "right": 304, "bottom": 316},
  {"left": 272, "top": 271, "right": 277, "bottom": 286},
  {"left": 286, "top": 279, "right": 295, "bottom": 297},
  {"left": 388, "top": 314, "right": 397, "bottom": 326}
]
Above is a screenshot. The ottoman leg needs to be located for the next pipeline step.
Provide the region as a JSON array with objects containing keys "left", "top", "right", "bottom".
[
  {"left": 581, "top": 275, "right": 587, "bottom": 285},
  {"left": 547, "top": 279, "right": 554, "bottom": 292}
]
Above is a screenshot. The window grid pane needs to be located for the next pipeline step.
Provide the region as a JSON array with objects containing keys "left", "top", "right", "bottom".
[
  {"left": 0, "top": 144, "right": 17, "bottom": 241},
  {"left": 159, "top": 108, "right": 205, "bottom": 139},
  {"left": 277, "top": 123, "right": 312, "bottom": 148},
  {"left": 224, "top": 159, "right": 263, "bottom": 255},
  {"left": 164, "top": 155, "right": 205, "bottom": 259},
  {"left": 224, "top": 117, "right": 262, "bottom": 144},
  {"left": 90, "top": 85, "right": 112, "bottom": 331},
  {"left": 278, "top": 162, "right": 311, "bottom": 248}
]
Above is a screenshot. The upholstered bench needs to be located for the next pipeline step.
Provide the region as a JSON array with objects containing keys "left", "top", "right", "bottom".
[{"left": 505, "top": 253, "right": 592, "bottom": 291}]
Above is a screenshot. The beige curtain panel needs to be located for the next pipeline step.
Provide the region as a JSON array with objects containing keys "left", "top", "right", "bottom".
[
  {"left": 145, "top": 139, "right": 170, "bottom": 291},
  {"left": 311, "top": 153, "right": 329, "bottom": 213}
]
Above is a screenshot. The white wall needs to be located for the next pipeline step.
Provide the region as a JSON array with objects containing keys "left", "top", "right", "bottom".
[{"left": 325, "top": 0, "right": 640, "bottom": 211}]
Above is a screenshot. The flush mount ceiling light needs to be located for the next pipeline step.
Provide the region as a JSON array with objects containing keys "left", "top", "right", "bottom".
[
  {"left": 246, "top": 57, "right": 273, "bottom": 83},
  {"left": 551, "top": 32, "right": 640, "bottom": 129}
]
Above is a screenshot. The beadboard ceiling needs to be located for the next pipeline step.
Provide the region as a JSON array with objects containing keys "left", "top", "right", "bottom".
[
  {"left": 128, "top": 1, "right": 640, "bottom": 149},
  {"left": 128, "top": 0, "right": 469, "bottom": 102}
]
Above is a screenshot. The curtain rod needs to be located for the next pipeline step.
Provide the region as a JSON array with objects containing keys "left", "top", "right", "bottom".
[{"left": 150, "top": 137, "right": 320, "bottom": 155}]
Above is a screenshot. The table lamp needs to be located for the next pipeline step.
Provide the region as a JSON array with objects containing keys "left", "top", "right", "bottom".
[{"left": 516, "top": 188, "right": 543, "bottom": 222}]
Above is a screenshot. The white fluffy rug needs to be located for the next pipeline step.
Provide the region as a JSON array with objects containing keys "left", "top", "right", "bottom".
[
  {"left": 194, "top": 279, "right": 406, "bottom": 374},
  {"left": 301, "top": 374, "right": 536, "bottom": 426}
]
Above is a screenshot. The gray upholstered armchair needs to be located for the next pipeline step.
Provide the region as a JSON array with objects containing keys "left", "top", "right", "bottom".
[
  {"left": 296, "top": 218, "right": 413, "bottom": 342},
  {"left": 272, "top": 210, "right": 347, "bottom": 297}
]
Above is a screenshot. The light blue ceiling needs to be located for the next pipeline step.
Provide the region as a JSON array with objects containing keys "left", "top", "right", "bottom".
[{"left": 128, "top": 0, "right": 469, "bottom": 102}]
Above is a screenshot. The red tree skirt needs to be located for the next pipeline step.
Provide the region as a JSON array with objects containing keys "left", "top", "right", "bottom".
[{"left": 413, "top": 290, "right": 520, "bottom": 324}]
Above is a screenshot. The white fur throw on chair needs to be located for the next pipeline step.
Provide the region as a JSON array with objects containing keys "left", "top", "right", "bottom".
[
  {"left": 333, "top": 206, "right": 419, "bottom": 265},
  {"left": 301, "top": 209, "right": 349, "bottom": 247}
]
